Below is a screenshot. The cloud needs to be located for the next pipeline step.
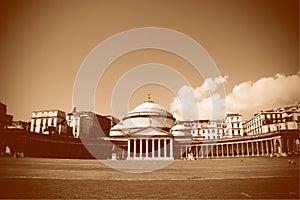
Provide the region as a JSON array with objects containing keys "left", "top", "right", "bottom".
[
  {"left": 170, "top": 76, "right": 228, "bottom": 120},
  {"left": 170, "top": 72, "right": 300, "bottom": 121},
  {"left": 226, "top": 72, "right": 300, "bottom": 120}
]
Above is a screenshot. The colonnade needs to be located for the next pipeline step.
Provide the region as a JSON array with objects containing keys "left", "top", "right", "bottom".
[
  {"left": 181, "top": 137, "right": 290, "bottom": 159},
  {"left": 127, "top": 138, "right": 173, "bottom": 159}
]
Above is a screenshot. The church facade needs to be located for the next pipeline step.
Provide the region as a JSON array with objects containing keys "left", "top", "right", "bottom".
[{"left": 109, "top": 99, "right": 178, "bottom": 160}]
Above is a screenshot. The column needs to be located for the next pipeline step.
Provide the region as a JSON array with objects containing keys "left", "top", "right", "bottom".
[
  {"left": 206, "top": 145, "right": 209, "bottom": 158},
  {"left": 261, "top": 141, "right": 264, "bottom": 156},
  {"left": 127, "top": 139, "right": 131, "bottom": 159},
  {"left": 256, "top": 141, "right": 259, "bottom": 156},
  {"left": 122, "top": 148, "right": 125, "bottom": 159},
  {"left": 185, "top": 146, "right": 188, "bottom": 159},
  {"left": 251, "top": 142, "right": 254, "bottom": 156},
  {"left": 226, "top": 144, "right": 229, "bottom": 157},
  {"left": 196, "top": 145, "right": 198, "bottom": 159},
  {"left": 231, "top": 144, "right": 234, "bottom": 157},
  {"left": 180, "top": 146, "right": 183, "bottom": 159},
  {"left": 221, "top": 144, "right": 224, "bottom": 157},
  {"left": 278, "top": 139, "right": 282, "bottom": 154},
  {"left": 287, "top": 138, "right": 290, "bottom": 153},
  {"left": 266, "top": 140, "right": 269, "bottom": 155},
  {"left": 152, "top": 139, "right": 155, "bottom": 158},
  {"left": 270, "top": 139, "right": 274, "bottom": 154},
  {"left": 247, "top": 142, "right": 249, "bottom": 156},
  {"left": 140, "top": 139, "right": 142, "bottom": 158},
  {"left": 158, "top": 139, "right": 161, "bottom": 158},
  {"left": 170, "top": 139, "right": 173, "bottom": 158},
  {"left": 164, "top": 139, "right": 167, "bottom": 158},
  {"left": 237, "top": 143, "right": 239, "bottom": 157},
  {"left": 133, "top": 139, "right": 136, "bottom": 158},
  {"left": 211, "top": 145, "right": 214, "bottom": 158},
  {"left": 146, "top": 139, "right": 148, "bottom": 158},
  {"left": 216, "top": 145, "right": 219, "bottom": 158},
  {"left": 242, "top": 143, "right": 244, "bottom": 157},
  {"left": 201, "top": 145, "right": 204, "bottom": 158}
]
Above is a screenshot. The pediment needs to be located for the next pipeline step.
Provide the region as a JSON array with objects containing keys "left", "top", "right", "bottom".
[{"left": 129, "top": 126, "right": 172, "bottom": 137}]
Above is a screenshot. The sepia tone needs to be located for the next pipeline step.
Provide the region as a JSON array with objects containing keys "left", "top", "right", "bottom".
[{"left": 0, "top": 0, "right": 299, "bottom": 199}]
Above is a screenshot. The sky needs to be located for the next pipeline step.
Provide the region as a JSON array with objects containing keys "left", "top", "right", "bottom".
[{"left": 0, "top": 0, "right": 299, "bottom": 122}]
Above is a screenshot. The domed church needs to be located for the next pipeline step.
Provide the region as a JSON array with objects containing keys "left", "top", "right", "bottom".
[{"left": 109, "top": 96, "right": 179, "bottom": 160}]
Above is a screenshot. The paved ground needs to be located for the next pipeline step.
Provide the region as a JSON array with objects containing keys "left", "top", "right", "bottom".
[{"left": 0, "top": 156, "right": 299, "bottom": 199}]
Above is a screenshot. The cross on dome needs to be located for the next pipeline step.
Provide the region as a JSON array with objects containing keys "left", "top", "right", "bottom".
[{"left": 145, "top": 93, "right": 154, "bottom": 103}]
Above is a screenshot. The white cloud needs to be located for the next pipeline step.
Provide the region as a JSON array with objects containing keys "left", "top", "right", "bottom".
[
  {"left": 170, "top": 76, "right": 227, "bottom": 120},
  {"left": 226, "top": 72, "right": 300, "bottom": 120},
  {"left": 170, "top": 72, "right": 300, "bottom": 121}
]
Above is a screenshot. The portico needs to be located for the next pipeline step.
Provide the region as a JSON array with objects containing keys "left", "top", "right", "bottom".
[
  {"left": 126, "top": 127, "right": 174, "bottom": 160},
  {"left": 181, "top": 131, "right": 299, "bottom": 159}
]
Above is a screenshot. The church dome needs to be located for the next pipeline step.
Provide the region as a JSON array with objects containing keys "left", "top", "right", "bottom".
[
  {"left": 121, "top": 100, "right": 175, "bottom": 129},
  {"left": 124, "top": 101, "right": 173, "bottom": 119}
]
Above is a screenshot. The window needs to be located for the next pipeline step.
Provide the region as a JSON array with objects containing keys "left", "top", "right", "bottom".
[{"left": 277, "top": 114, "right": 281, "bottom": 118}]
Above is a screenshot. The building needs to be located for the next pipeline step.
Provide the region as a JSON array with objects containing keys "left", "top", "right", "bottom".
[
  {"left": 4, "top": 114, "right": 13, "bottom": 128},
  {"left": 224, "top": 113, "right": 243, "bottom": 138},
  {"left": 174, "top": 120, "right": 225, "bottom": 140},
  {"left": 243, "top": 103, "right": 300, "bottom": 136},
  {"left": 0, "top": 103, "right": 7, "bottom": 128},
  {"left": 170, "top": 114, "right": 243, "bottom": 141},
  {"left": 30, "top": 110, "right": 67, "bottom": 135},
  {"left": 7, "top": 121, "right": 30, "bottom": 130},
  {"left": 179, "top": 104, "right": 300, "bottom": 160},
  {"left": 109, "top": 99, "right": 177, "bottom": 160},
  {"left": 67, "top": 111, "right": 116, "bottom": 138},
  {"left": 2, "top": 99, "right": 299, "bottom": 160},
  {"left": 0, "top": 103, "right": 13, "bottom": 128},
  {"left": 109, "top": 100, "right": 299, "bottom": 160}
]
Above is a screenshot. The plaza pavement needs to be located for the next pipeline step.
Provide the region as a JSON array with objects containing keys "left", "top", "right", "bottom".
[{"left": 0, "top": 156, "right": 298, "bottom": 199}]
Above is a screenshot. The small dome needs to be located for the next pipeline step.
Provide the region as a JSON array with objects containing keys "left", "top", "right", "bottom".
[
  {"left": 171, "top": 124, "right": 192, "bottom": 137},
  {"left": 171, "top": 130, "right": 186, "bottom": 137},
  {"left": 110, "top": 123, "right": 127, "bottom": 136},
  {"left": 110, "top": 123, "right": 124, "bottom": 131},
  {"left": 110, "top": 130, "right": 126, "bottom": 136},
  {"left": 171, "top": 124, "right": 187, "bottom": 131}
]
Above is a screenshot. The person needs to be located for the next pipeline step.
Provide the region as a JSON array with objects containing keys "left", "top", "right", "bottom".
[{"left": 291, "top": 160, "right": 295, "bottom": 165}]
